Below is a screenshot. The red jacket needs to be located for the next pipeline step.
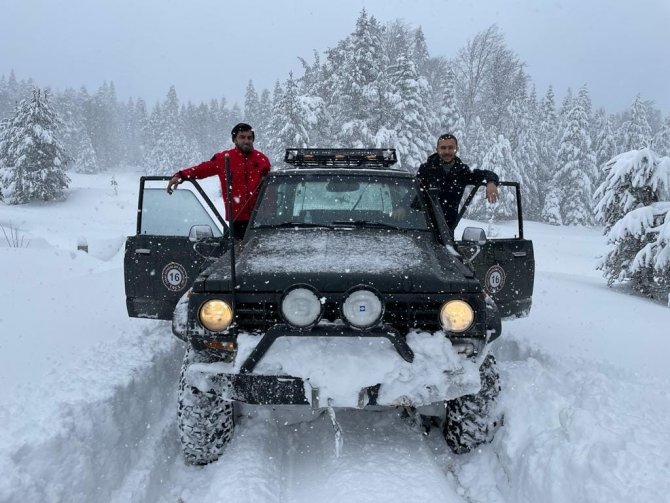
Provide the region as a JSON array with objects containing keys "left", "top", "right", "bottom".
[{"left": 178, "top": 147, "right": 271, "bottom": 222}]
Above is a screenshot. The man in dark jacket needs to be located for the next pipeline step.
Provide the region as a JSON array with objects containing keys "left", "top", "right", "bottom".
[
  {"left": 417, "top": 133, "right": 499, "bottom": 230},
  {"left": 167, "top": 123, "right": 271, "bottom": 240}
]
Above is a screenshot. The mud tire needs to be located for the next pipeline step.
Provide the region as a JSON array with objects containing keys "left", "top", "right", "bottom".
[
  {"left": 444, "top": 354, "right": 502, "bottom": 454},
  {"left": 177, "top": 346, "right": 234, "bottom": 465}
]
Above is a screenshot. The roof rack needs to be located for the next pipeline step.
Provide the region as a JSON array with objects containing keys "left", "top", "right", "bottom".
[{"left": 284, "top": 148, "right": 398, "bottom": 168}]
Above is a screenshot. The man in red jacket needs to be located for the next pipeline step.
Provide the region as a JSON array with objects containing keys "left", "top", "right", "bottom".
[{"left": 167, "top": 123, "right": 271, "bottom": 240}]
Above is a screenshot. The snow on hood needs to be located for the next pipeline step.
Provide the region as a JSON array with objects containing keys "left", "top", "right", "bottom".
[
  {"left": 189, "top": 329, "right": 483, "bottom": 408},
  {"left": 239, "top": 229, "right": 431, "bottom": 275}
]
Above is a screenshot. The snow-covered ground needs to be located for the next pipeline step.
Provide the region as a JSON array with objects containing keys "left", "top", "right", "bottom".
[{"left": 1, "top": 171, "right": 669, "bottom": 502}]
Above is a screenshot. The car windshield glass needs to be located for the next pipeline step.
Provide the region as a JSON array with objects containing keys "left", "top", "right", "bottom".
[{"left": 252, "top": 174, "right": 430, "bottom": 231}]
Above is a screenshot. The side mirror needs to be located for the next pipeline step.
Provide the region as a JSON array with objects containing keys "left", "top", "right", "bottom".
[
  {"left": 189, "top": 225, "right": 214, "bottom": 242},
  {"left": 462, "top": 227, "right": 487, "bottom": 245}
]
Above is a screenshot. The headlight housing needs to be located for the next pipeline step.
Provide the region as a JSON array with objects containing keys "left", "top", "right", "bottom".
[
  {"left": 440, "top": 300, "right": 474, "bottom": 332},
  {"left": 281, "top": 286, "right": 323, "bottom": 328},
  {"left": 341, "top": 287, "right": 384, "bottom": 329},
  {"left": 199, "top": 299, "right": 234, "bottom": 332}
]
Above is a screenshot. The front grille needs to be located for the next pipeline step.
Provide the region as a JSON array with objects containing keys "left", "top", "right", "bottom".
[
  {"left": 234, "top": 300, "right": 281, "bottom": 330},
  {"left": 234, "top": 297, "right": 442, "bottom": 332}
]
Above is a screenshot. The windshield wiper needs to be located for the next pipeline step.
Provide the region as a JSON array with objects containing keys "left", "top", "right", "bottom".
[
  {"left": 254, "top": 222, "right": 335, "bottom": 229},
  {"left": 331, "top": 220, "right": 404, "bottom": 230}
]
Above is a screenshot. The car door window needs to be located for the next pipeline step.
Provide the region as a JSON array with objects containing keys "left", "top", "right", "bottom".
[{"left": 140, "top": 187, "right": 223, "bottom": 237}]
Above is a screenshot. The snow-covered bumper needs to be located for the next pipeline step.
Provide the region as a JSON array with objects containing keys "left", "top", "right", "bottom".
[{"left": 185, "top": 325, "right": 489, "bottom": 408}]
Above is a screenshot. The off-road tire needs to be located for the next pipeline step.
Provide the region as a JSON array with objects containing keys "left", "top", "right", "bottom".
[
  {"left": 177, "top": 346, "right": 234, "bottom": 465},
  {"left": 444, "top": 354, "right": 501, "bottom": 454}
]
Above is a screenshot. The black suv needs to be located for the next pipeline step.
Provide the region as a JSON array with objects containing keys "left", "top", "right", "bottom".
[{"left": 124, "top": 148, "right": 534, "bottom": 464}]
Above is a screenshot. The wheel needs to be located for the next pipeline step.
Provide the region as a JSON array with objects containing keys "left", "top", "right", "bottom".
[
  {"left": 444, "top": 354, "right": 502, "bottom": 454},
  {"left": 177, "top": 346, "right": 234, "bottom": 465}
]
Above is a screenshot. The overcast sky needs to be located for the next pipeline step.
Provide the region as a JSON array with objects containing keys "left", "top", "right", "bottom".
[{"left": 2, "top": 0, "right": 669, "bottom": 114}]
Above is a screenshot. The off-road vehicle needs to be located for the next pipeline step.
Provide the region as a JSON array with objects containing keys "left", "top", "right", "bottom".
[{"left": 124, "top": 148, "right": 534, "bottom": 464}]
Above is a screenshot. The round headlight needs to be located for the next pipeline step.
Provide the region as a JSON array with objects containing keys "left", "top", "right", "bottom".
[
  {"left": 281, "top": 287, "right": 322, "bottom": 328},
  {"left": 199, "top": 299, "right": 234, "bottom": 332},
  {"left": 342, "top": 288, "right": 383, "bottom": 329},
  {"left": 440, "top": 300, "right": 474, "bottom": 332}
]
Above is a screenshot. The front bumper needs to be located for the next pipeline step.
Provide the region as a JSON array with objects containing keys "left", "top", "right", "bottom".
[{"left": 185, "top": 324, "right": 488, "bottom": 408}]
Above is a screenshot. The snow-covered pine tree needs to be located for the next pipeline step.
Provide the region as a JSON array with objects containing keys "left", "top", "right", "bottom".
[
  {"left": 653, "top": 115, "right": 670, "bottom": 156},
  {"left": 464, "top": 116, "right": 493, "bottom": 171},
  {"left": 389, "top": 52, "right": 433, "bottom": 169},
  {"left": 0, "top": 88, "right": 70, "bottom": 204},
  {"left": 553, "top": 87, "right": 597, "bottom": 225},
  {"left": 256, "top": 89, "right": 273, "bottom": 153},
  {"left": 266, "top": 73, "right": 311, "bottom": 165},
  {"left": 594, "top": 149, "right": 670, "bottom": 295},
  {"left": 439, "top": 67, "right": 465, "bottom": 145},
  {"left": 0, "top": 116, "right": 8, "bottom": 199},
  {"left": 244, "top": 81, "right": 261, "bottom": 130},
  {"left": 84, "top": 81, "right": 123, "bottom": 169},
  {"left": 540, "top": 188, "right": 562, "bottom": 225},
  {"left": 56, "top": 89, "right": 99, "bottom": 173},
  {"left": 620, "top": 95, "right": 653, "bottom": 151},
  {"left": 265, "top": 81, "right": 286, "bottom": 164},
  {"left": 593, "top": 110, "right": 618, "bottom": 174},
  {"left": 536, "top": 86, "right": 559, "bottom": 218},
  {"left": 476, "top": 134, "right": 520, "bottom": 221},
  {"left": 594, "top": 149, "right": 669, "bottom": 231},
  {"left": 332, "top": 10, "right": 384, "bottom": 148},
  {"left": 505, "top": 97, "right": 541, "bottom": 218},
  {"left": 143, "top": 86, "right": 201, "bottom": 175}
]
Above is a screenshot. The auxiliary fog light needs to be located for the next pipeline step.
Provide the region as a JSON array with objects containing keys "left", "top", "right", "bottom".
[
  {"left": 440, "top": 300, "right": 474, "bottom": 332},
  {"left": 199, "top": 299, "right": 234, "bottom": 332},
  {"left": 342, "top": 288, "right": 383, "bottom": 329},
  {"left": 281, "top": 287, "right": 323, "bottom": 328}
]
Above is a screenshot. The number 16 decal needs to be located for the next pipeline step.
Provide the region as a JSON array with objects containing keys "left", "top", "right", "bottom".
[{"left": 161, "top": 262, "right": 188, "bottom": 292}]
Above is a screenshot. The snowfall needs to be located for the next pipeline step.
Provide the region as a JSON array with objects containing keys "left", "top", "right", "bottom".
[{"left": 1, "top": 171, "right": 669, "bottom": 503}]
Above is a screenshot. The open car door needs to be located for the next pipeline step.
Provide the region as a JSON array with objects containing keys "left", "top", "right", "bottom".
[
  {"left": 454, "top": 182, "right": 535, "bottom": 318},
  {"left": 124, "top": 176, "right": 229, "bottom": 319}
]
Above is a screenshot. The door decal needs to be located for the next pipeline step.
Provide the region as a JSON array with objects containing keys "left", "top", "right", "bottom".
[
  {"left": 484, "top": 265, "right": 506, "bottom": 294},
  {"left": 162, "top": 262, "right": 188, "bottom": 292}
]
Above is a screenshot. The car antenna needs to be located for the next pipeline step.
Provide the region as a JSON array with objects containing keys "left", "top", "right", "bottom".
[{"left": 224, "top": 154, "right": 237, "bottom": 310}]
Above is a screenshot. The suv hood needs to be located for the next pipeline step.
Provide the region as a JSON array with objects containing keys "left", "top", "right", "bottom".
[{"left": 199, "top": 229, "right": 478, "bottom": 294}]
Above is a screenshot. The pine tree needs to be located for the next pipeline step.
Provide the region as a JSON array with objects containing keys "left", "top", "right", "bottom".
[
  {"left": 594, "top": 110, "right": 618, "bottom": 167},
  {"left": 332, "top": 10, "right": 384, "bottom": 147},
  {"left": 265, "top": 81, "right": 286, "bottom": 163},
  {"left": 389, "top": 53, "right": 433, "bottom": 169},
  {"left": 653, "top": 115, "right": 670, "bottom": 156},
  {"left": 243, "top": 80, "right": 261, "bottom": 129},
  {"left": 553, "top": 88, "right": 596, "bottom": 225},
  {"left": 594, "top": 149, "right": 668, "bottom": 231},
  {"left": 464, "top": 117, "right": 493, "bottom": 170},
  {"left": 266, "top": 73, "right": 311, "bottom": 165},
  {"left": 620, "top": 95, "right": 653, "bottom": 151},
  {"left": 594, "top": 148, "right": 670, "bottom": 294},
  {"left": 0, "top": 89, "right": 70, "bottom": 204},
  {"left": 507, "top": 97, "right": 541, "bottom": 218},
  {"left": 439, "top": 67, "right": 465, "bottom": 142},
  {"left": 143, "top": 86, "right": 201, "bottom": 174},
  {"left": 478, "top": 134, "right": 520, "bottom": 219},
  {"left": 536, "top": 87, "right": 559, "bottom": 217}
]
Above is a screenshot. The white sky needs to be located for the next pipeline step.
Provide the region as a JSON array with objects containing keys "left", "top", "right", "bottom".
[{"left": 1, "top": 0, "right": 669, "bottom": 113}]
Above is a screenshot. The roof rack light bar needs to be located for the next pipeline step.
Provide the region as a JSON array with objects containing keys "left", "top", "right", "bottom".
[{"left": 284, "top": 148, "right": 398, "bottom": 167}]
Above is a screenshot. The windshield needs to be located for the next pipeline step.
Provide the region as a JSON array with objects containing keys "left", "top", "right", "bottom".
[{"left": 252, "top": 174, "right": 430, "bottom": 231}]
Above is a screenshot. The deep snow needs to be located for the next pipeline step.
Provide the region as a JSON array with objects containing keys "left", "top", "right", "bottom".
[{"left": 1, "top": 171, "right": 669, "bottom": 502}]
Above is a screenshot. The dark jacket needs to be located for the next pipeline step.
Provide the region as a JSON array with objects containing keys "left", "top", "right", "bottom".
[
  {"left": 179, "top": 147, "right": 271, "bottom": 222},
  {"left": 416, "top": 153, "right": 499, "bottom": 230}
]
